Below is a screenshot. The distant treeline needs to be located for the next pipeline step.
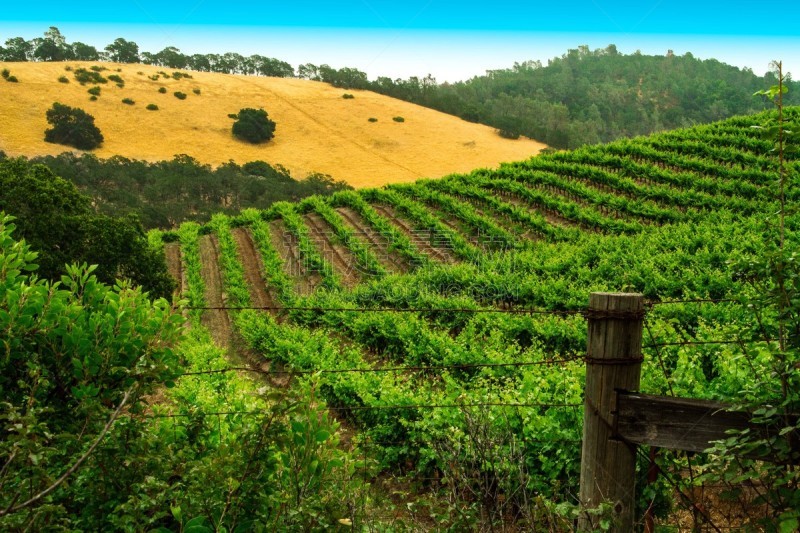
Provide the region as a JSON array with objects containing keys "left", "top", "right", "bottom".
[
  {"left": 0, "top": 26, "right": 295, "bottom": 76},
  {"left": 313, "top": 45, "right": 800, "bottom": 149},
  {"left": 4, "top": 28, "right": 798, "bottom": 148},
  {"left": 0, "top": 151, "right": 352, "bottom": 229}
]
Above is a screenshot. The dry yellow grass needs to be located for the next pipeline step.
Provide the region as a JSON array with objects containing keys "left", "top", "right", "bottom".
[{"left": 0, "top": 61, "right": 547, "bottom": 188}]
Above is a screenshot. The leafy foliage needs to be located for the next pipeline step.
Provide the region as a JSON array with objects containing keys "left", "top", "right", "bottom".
[
  {"left": 72, "top": 67, "right": 107, "bottom": 85},
  {"left": 0, "top": 214, "right": 183, "bottom": 527},
  {"left": 7, "top": 152, "right": 352, "bottom": 229},
  {"left": 44, "top": 102, "right": 104, "bottom": 150},
  {"left": 231, "top": 107, "right": 276, "bottom": 144},
  {"left": 0, "top": 158, "right": 174, "bottom": 298}
]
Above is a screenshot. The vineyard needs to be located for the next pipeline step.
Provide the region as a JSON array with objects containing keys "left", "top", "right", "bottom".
[{"left": 163, "top": 107, "right": 799, "bottom": 530}]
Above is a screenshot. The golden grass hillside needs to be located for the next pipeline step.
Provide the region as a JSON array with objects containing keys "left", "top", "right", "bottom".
[{"left": 0, "top": 61, "right": 547, "bottom": 188}]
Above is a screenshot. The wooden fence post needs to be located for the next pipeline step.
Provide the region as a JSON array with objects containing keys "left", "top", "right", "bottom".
[{"left": 578, "top": 292, "right": 645, "bottom": 532}]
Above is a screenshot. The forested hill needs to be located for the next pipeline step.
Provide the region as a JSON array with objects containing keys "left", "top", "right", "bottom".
[{"left": 350, "top": 46, "right": 800, "bottom": 149}]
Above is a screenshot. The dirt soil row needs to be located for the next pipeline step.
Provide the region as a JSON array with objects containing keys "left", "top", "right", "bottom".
[
  {"left": 232, "top": 227, "right": 277, "bottom": 310},
  {"left": 370, "top": 204, "right": 457, "bottom": 264},
  {"left": 269, "top": 219, "right": 322, "bottom": 296},
  {"left": 303, "top": 212, "right": 363, "bottom": 288},
  {"left": 164, "top": 243, "right": 184, "bottom": 298},
  {"left": 335, "top": 207, "right": 410, "bottom": 273},
  {"left": 198, "top": 234, "right": 234, "bottom": 347}
]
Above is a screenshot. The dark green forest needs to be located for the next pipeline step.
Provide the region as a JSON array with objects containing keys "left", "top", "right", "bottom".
[
  {"left": 0, "top": 152, "right": 352, "bottom": 229},
  {"left": 315, "top": 45, "right": 800, "bottom": 148}
]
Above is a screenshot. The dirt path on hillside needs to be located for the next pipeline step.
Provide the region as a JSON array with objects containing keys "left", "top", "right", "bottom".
[
  {"left": 371, "top": 205, "right": 457, "bottom": 264},
  {"left": 335, "top": 207, "right": 410, "bottom": 273},
  {"left": 232, "top": 227, "right": 277, "bottom": 310},
  {"left": 198, "top": 235, "right": 234, "bottom": 347},
  {"left": 303, "top": 213, "right": 362, "bottom": 288},
  {"left": 269, "top": 219, "right": 322, "bottom": 296}
]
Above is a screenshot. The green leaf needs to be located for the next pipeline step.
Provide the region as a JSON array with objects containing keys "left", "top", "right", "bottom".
[
  {"left": 779, "top": 517, "right": 799, "bottom": 533},
  {"left": 184, "top": 516, "right": 212, "bottom": 533},
  {"left": 315, "top": 429, "right": 331, "bottom": 443}
]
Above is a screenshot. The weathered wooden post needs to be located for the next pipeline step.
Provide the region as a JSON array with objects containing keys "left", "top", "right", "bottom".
[{"left": 578, "top": 292, "right": 645, "bottom": 532}]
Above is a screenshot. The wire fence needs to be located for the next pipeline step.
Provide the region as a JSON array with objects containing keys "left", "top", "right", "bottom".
[{"left": 177, "top": 287, "right": 779, "bottom": 530}]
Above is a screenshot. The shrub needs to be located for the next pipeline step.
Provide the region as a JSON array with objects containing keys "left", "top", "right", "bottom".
[
  {"left": 498, "top": 129, "right": 520, "bottom": 140},
  {"left": 172, "top": 71, "right": 192, "bottom": 79},
  {"left": 228, "top": 113, "right": 238, "bottom": 119},
  {"left": 122, "top": 98, "right": 135, "bottom": 105},
  {"left": 173, "top": 91, "right": 187, "bottom": 100},
  {"left": 107, "top": 74, "right": 124, "bottom": 87},
  {"left": 6, "top": 76, "right": 18, "bottom": 83},
  {"left": 149, "top": 74, "right": 160, "bottom": 81},
  {"left": 87, "top": 86, "right": 101, "bottom": 96},
  {"left": 158, "top": 87, "right": 167, "bottom": 94},
  {"left": 193, "top": 88, "right": 201, "bottom": 95},
  {"left": 90, "top": 65, "right": 106, "bottom": 72},
  {"left": 89, "top": 95, "right": 98, "bottom": 101},
  {"left": 231, "top": 108, "right": 276, "bottom": 144},
  {"left": 64, "top": 66, "right": 73, "bottom": 71},
  {"left": 44, "top": 102, "right": 104, "bottom": 150},
  {"left": 1, "top": 69, "right": 9, "bottom": 79},
  {"left": 392, "top": 116, "right": 405, "bottom": 122},
  {"left": 368, "top": 117, "right": 378, "bottom": 122},
  {"left": 342, "top": 93, "right": 355, "bottom": 99},
  {"left": 58, "top": 75, "right": 69, "bottom": 83},
  {"left": 74, "top": 68, "right": 107, "bottom": 85},
  {"left": 146, "top": 104, "right": 159, "bottom": 111}
]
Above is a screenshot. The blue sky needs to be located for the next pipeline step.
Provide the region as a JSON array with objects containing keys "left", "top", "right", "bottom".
[{"left": 2, "top": 1, "right": 798, "bottom": 81}]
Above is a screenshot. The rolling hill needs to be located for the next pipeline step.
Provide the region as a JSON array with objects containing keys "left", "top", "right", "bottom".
[{"left": 0, "top": 61, "right": 546, "bottom": 188}]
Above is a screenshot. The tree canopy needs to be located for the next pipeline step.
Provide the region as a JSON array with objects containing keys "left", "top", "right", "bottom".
[
  {"left": 44, "top": 102, "right": 104, "bottom": 150},
  {"left": 231, "top": 108, "right": 276, "bottom": 144},
  {"left": 0, "top": 158, "right": 174, "bottom": 298}
]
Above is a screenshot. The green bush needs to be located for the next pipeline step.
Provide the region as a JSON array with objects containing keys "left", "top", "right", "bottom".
[
  {"left": 193, "top": 88, "right": 201, "bottom": 95},
  {"left": 58, "top": 75, "right": 69, "bottom": 83},
  {"left": 158, "top": 87, "right": 167, "bottom": 94},
  {"left": 231, "top": 108, "right": 276, "bottom": 144},
  {"left": 498, "top": 129, "right": 520, "bottom": 140},
  {"left": 368, "top": 117, "right": 378, "bottom": 122},
  {"left": 146, "top": 103, "right": 159, "bottom": 111},
  {"left": 342, "top": 93, "right": 355, "bottom": 99},
  {"left": 89, "top": 95, "right": 98, "bottom": 101},
  {"left": 90, "top": 65, "right": 107, "bottom": 72},
  {"left": 74, "top": 68, "right": 107, "bottom": 85},
  {"left": 227, "top": 113, "right": 238, "bottom": 119},
  {"left": 1, "top": 69, "right": 9, "bottom": 79},
  {"left": 174, "top": 91, "right": 187, "bottom": 100},
  {"left": 392, "top": 116, "right": 405, "bottom": 123},
  {"left": 122, "top": 98, "right": 135, "bottom": 105},
  {"left": 107, "top": 74, "right": 124, "bottom": 87},
  {"left": 64, "top": 65, "right": 73, "bottom": 71},
  {"left": 149, "top": 74, "right": 160, "bottom": 81},
  {"left": 44, "top": 102, "right": 104, "bottom": 150},
  {"left": 6, "top": 75, "right": 18, "bottom": 83},
  {"left": 172, "top": 71, "right": 192, "bottom": 79},
  {"left": 87, "top": 86, "right": 101, "bottom": 96}
]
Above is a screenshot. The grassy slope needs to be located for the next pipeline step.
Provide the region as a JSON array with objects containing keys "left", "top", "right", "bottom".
[{"left": 0, "top": 61, "right": 546, "bottom": 188}]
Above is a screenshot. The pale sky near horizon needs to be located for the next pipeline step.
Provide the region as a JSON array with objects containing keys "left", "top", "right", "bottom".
[{"left": 2, "top": 1, "right": 798, "bottom": 82}]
